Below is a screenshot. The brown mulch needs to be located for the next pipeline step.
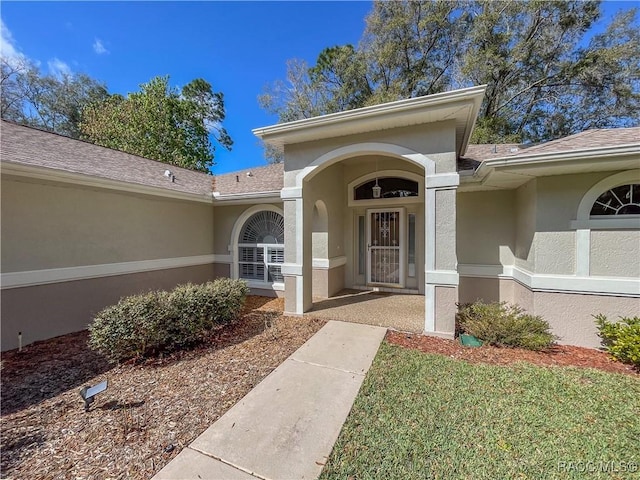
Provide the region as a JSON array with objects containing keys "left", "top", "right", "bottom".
[
  {"left": 1, "top": 296, "right": 322, "bottom": 480},
  {"left": 386, "top": 330, "right": 638, "bottom": 376}
]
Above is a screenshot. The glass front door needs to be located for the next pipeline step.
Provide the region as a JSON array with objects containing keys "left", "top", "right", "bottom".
[{"left": 367, "top": 209, "right": 405, "bottom": 287}]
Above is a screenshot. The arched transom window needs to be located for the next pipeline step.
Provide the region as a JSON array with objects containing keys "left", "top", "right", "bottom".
[
  {"left": 590, "top": 184, "right": 640, "bottom": 216},
  {"left": 238, "top": 211, "right": 284, "bottom": 284},
  {"left": 354, "top": 177, "right": 419, "bottom": 200}
]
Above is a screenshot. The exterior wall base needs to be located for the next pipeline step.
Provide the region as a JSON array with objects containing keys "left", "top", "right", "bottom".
[
  {"left": 1, "top": 263, "right": 217, "bottom": 351},
  {"left": 422, "top": 330, "right": 456, "bottom": 340},
  {"left": 249, "top": 287, "right": 284, "bottom": 298},
  {"left": 312, "top": 265, "right": 346, "bottom": 298},
  {"left": 459, "top": 275, "right": 639, "bottom": 348}
]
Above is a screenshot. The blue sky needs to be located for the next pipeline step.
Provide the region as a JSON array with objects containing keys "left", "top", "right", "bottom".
[
  {"left": 0, "top": 1, "right": 632, "bottom": 174},
  {"left": 1, "top": 1, "right": 372, "bottom": 174}
]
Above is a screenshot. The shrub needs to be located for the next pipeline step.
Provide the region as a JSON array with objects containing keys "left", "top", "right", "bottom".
[
  {"left": 457, "top": 301, "right": 557, "bottom": 351},
  {"left": 204, "top": 278, "right": 250, "bottom": 325},
  {"left": 88, "top": 290, "right": 171, "bottom": 363},
  {"left": 594, "top": 314, "right": 640, "bottom": 368},
  {"left": 88, "top": 279, "right": 249, "bottom": 363}
]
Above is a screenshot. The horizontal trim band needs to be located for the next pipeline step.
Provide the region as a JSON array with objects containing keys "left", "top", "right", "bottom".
[
  {"left": 425, "top": 270, "right": 459, "bottom": 286},
  {"left": 280, "top": 263, "right": 303, "bottom": 276},
  {"left": 458, "top": 263, "right": 640, "bottom": 296},
  {"left": 425, "top": 173, "right": 460, "bottom": 189},
  {"left": 280, "top": 187, "right": 303, "bottom": 200},
  {"left": 312, "top": 256, "right": 347, "bottom": 269},
  {"left": 245, "top": 281, "right": 284, "bottom": 292},
  {"left": 1, "top": 254, "right": 218, "bottom": 289}
]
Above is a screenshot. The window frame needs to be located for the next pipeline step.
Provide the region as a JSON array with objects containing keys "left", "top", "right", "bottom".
[{"left": 231, "top": 205, "right": 285, "bottom": 290}]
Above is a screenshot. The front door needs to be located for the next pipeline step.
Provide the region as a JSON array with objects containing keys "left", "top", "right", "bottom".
[{"left": 367, "top": 208, "right": 405, "bottom": 287}]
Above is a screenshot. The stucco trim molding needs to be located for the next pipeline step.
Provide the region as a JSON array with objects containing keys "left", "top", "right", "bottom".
[
  {"left": 425, "top": 270, "right": 459, "bottom": 286},
  {"left": 312, "top": 256, "right": 347, "bottom": 269},
  {"left": 296, "top": 142, "right": 436, "bottom": 185},
  {"left": 1, "top": 254, "right": 217, "bottom": 289},
  {"left": 425, "top": 173, "right": 460, "bottom": 189},
  {"left": 458, "top": 263, "right": 640, "bottom": 296},
  {"left": 280, "top": 263, "right": 303, "bottom": 276},
  {"left": 347, "top": 169, "right": 424, "bottom": 207}
]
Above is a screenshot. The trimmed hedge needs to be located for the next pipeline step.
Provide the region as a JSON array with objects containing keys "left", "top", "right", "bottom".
[
  {"left": 594, "top": 314, "right": 640, "bottom": 368},
  {"left": 88, "top": 279, "right": 249, "bottom": 363},
  {"left": 457, "top": 301, "right": 557, "bottom": 351}
]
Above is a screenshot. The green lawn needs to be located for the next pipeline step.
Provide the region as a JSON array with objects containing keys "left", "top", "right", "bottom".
[{"left": 320, "top": 342, "right": 640, "bottom": 480}]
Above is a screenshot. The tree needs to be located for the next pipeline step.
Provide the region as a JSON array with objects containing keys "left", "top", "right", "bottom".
[
  {"left": 260, "top": 0, "right": 639, "bottom": 147},
  {"left": 80, "top": 76, "right": 232, "bottom": 173},
  {"left": 1, "top": 57, "right": 108, "bottom": 138}
]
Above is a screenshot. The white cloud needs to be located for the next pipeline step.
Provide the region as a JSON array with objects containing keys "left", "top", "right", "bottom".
[
  {"left": 93, "top": 38, "right": 109, "bottom": 55},
  {"left": 1, "top": 19, "right": 25, "bottom": 65},
  {"left": 48, "top": 57, "right": 71, "bottom": 77}
]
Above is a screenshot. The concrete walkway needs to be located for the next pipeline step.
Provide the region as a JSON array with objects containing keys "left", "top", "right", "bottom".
[{"left": 153, "top": 321, "right": 387, "bottom": 480}]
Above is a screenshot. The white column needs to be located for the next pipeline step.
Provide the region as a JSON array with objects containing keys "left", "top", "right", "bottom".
[
  {"left": 424, "top": 173, "right": 460, "bottom": 336},
  {"left": 280, "top": 187, "right": 312, "bottom": 315}
]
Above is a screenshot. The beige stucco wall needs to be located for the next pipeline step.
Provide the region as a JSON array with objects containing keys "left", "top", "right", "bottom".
[
  {"left": 458, "top": 276, "right": 638, "bottom": 348},
  {"left": 312, "top": 265, "right": 345, "bottom": 298},
  {"left": 435, "top": 189, "right": 457, "bottom": 271},
  {"left": 283, "top": 121, "right": 457, "bottom": 186},
  {"left": 434, "top": 286, "right": 457, "bottom": 338},
  {"left": 509, "top": 172, "right": 634, "bottom": 277},
  {"left": 1, "top": 176, "right": 214, "bottom": 272},
  {"left": 306, "top": 164, "right": 346, "bottom": 260},
  {"left": 534, "top": 291, "right": 639, "bottom": 348},
  {"left": 1, "top": 264, "right": 216, "bottom": 351},
  {"left": 515, "top": 179, "right": 537, "bottom": 272},
  {"left": 457, "top": 190, "right": 516, "bottom": 266},
  {"left": 590, "top": 230, "right": 640, "bottom": 278}
]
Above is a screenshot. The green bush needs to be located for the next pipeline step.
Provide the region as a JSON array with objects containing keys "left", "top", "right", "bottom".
[
  {"left": 88, "top": 290, "right": 171, "bottom": 363},
  {"left": 457, "top": 301, "right": 557, "bottom": 351},
  {"left": 88, "top": 279, "right": 249, "bottom": 363},
  {"left": 594, "top": 314, "right": 640, "bottom": 368}
]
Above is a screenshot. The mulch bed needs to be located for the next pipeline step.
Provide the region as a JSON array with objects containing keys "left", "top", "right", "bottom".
[
  {"left": 2, "top": 296, "right": 636, "bottom": 479},
  {"left": 1, "top": 296, "right": 323, "bottom": 480},
  {"left": 386, "top": 330, "right": 638, "bottom": 376}
]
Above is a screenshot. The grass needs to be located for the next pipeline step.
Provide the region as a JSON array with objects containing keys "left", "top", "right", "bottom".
[{"left": 320, "top": 342, "right": 640, "bottom": 480}]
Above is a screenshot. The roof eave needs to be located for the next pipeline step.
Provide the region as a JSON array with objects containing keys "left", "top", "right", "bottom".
[
  {"left": 253, "top": 85, "right": 487, "bottom": 156},
  {"left": 1, "top": 161, "right": 214, "bottom": 204}
]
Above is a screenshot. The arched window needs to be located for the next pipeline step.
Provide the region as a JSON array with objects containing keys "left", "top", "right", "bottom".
[
  {"left": 354, "top": 177, "right": 419, "bottom": 200},
  {"left": 590, "top": 184, "right": 640, "bottom": 216},
  {"left": 238, "top": 210, "right": 284, "bottom": 284}
]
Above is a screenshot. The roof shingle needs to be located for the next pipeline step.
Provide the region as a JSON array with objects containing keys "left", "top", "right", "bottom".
[{"left": 1, "top": 120, "right": 215, "bottom": 197}]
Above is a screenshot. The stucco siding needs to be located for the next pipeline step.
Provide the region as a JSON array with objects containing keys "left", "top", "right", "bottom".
[
  {"left": 590, "top": 230, "right": 640, "bottom": 278},
  {"left": 459, "top": 276, "right": 502, "bottom": 304},
  {"left": 533, "top": 232, "right": 575, "bottom": 275},
  {"left": 283, "top": 121, "right": 457, "bottom": 182},
  {"left": 434, "top": 286, "right": 457, "bottom": 338},
  {"left": 515, "top": 180, "right": 536, "bottom": 272},
  {"left": 457, "top": 190, "right": 515, "bottom": 266},
  {"left": 533, "top": 291, "right": 639, "bottom": 348},
  {"left": 306, "top": 164, "right": 346, "bottom": 260},
  {"left": 1, "top": 264, "right": 216, "bottom": 351},
  {"left": 435, "top": 189, "right": 457, "bottom": 270},
  {"left": 1, "top": 176, "right": 214, "bottom": 273}
]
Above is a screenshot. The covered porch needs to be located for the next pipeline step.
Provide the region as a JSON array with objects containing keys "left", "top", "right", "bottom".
[
  {"left": 308, "top": 289, "right": 425, "bottom": 333},
  {"left": 253, "top": 86, "right": 487, "bottom": 340}
]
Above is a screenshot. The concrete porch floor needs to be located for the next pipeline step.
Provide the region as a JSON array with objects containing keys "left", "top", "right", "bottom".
[{"left": 308, "top": 289, "right": 425, "bottom": 333}]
